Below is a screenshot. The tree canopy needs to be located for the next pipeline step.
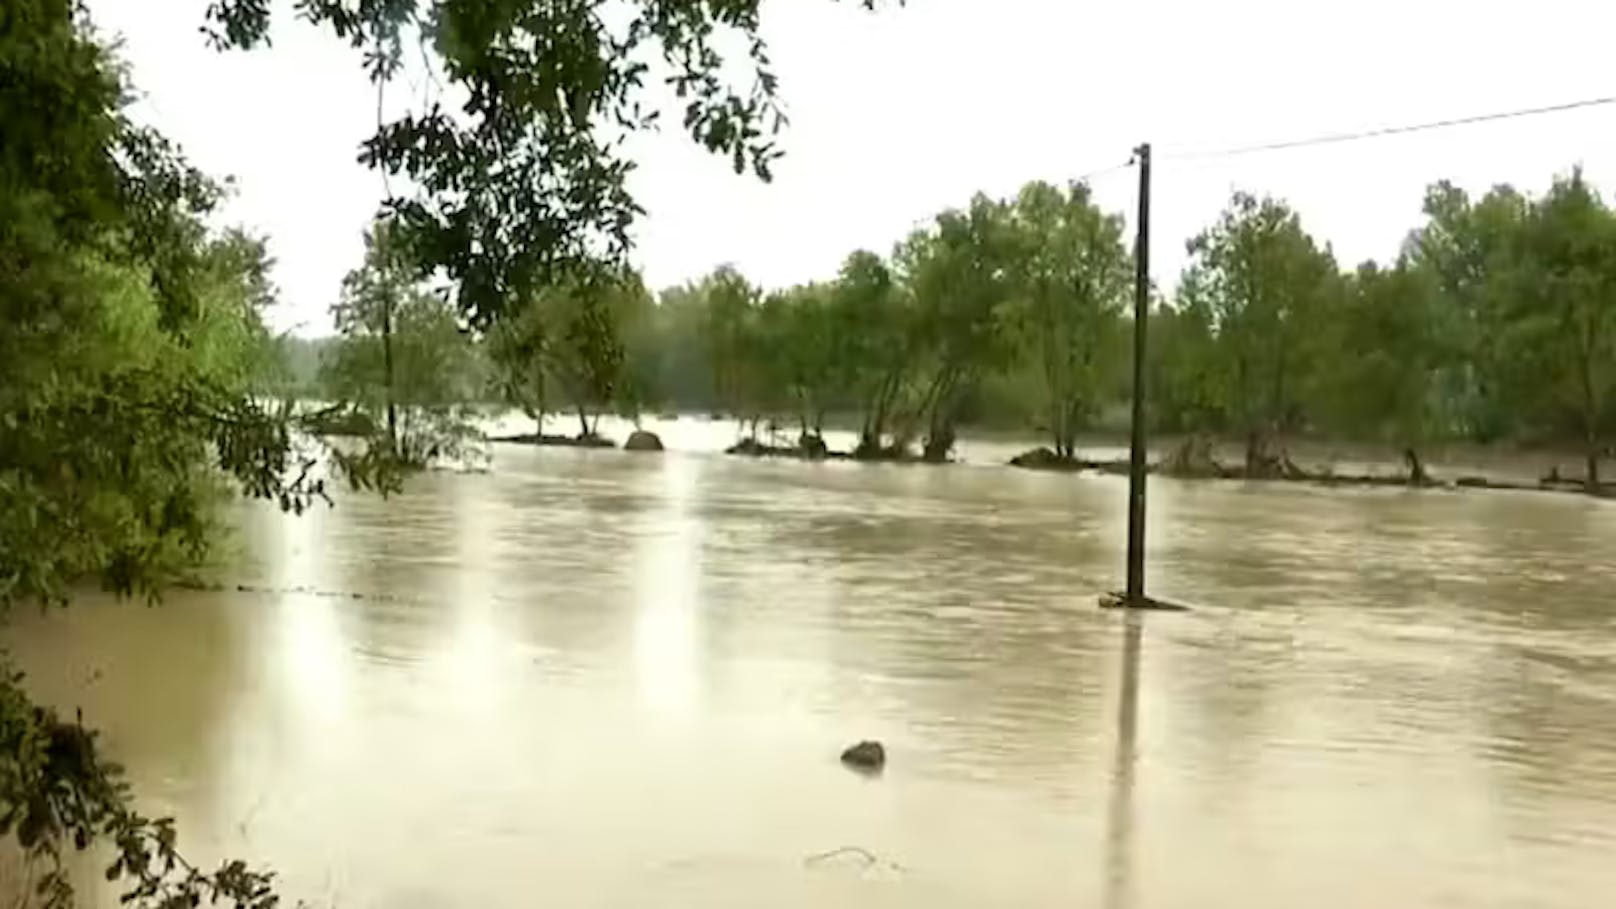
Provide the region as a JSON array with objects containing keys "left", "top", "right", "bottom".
[{"left": 203, "top": 0, "right": 890, "bottom": 328}]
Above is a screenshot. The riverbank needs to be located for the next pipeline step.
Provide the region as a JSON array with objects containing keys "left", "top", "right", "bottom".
[
  {"left": 481, "top": 413, "right": 1612, "bottom": 501},
  {"left": 722, "top": 435, "right": 944, "bottom": 464},
  {"left": 1006, "top": 438, "right": 1615, "bottom": 500},
  {"left": 490, "top": 432, "right": 617, "bottom": 449}
]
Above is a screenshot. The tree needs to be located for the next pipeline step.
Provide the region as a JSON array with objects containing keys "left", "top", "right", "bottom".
[
  {"left": 6, "top": 1, "right": 899, "bottom": 904},
  {"left": 829, "top": 250, "right": 914, "bottom": 457},
  {"left": 1004, "top": 181, "right": 1131, "bottom": 460},
  {"left": 899, "top": 194, "right": 1017, "bottom": 461},
  {"left": 613, "top": 275, "right": 660, "bottom": 425},
  {"left": 1183, "top": 193, "right": 1338, "bottom": 475},
  {"left": 700, "top": 265, "right": 766, "bottom": 432},
  {"left": 542, "top": 275, "right": 633, "bottom": 438},
  {"left": 1151, "top": 276, "right": 1229, "bottom": 436},
  {"left": 645, "top": 282, "right": 718, "bottom": 414},
  {"left": 1512, "top": 170, "right": 1616, "bottom": 488},
  {"left": 761, "top": 283, "right": 838, "bottom": 444},
  {"left": 0, "top": 4, "right": 397, "bottom": 905},
  {"left": 204, "top": 0, "right": 891, "bottom": 329},
  {"left": 487, "top": 292, "right": 552, "bottom": 433},
  {"left": 325, "top": 219, "right": 483, "bottom": 464},
  {"left": 1402, "top": 181, "right": 1531, "bottom": 442},
  {"left": 1312, "top": 261, "right": 1454, "bottom": 483}
]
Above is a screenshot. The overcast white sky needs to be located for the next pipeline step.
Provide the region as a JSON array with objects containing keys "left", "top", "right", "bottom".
[{"left": 90, "top": 0, "right": 1616, "bottom": 336}]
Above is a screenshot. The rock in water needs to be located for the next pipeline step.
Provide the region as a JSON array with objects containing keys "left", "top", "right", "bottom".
[
  {"left": 840, "top": 740, "right": 885, "bottom": 771},
  {"left": 624, "top": 430, "right": 664, "bottom": 452}
]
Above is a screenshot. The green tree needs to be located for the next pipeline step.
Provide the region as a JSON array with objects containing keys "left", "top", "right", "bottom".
[
  {"left": 828, "top": 250, "right": 914, "bottom": 457},
  {"left": 760, "top": 283, "right": 838, "bottom": 444},
  {"left": 3, "top": 0, "right": 895, "bottom": 904},
  {"left": 1512, "top": 171, "right": 1616, "bottom": 488},
  {"left": 647, "top": 283, "right": 718, "bottom": 414},
  {"left": 1184, "top": 193, "right": 1338, "bottom": 475},
  {"left": 1403, "top": 181, "right": 1531, "bottom": 442},
  {"left": 1313, "top": 261, "right": 1454, "bottom": 482},
  {"left": 205, "top": 0, "right": 890, "bottom": 328},
  {"left": 487, "top": 294, "right": 552, "bottom": 433},
  {"left": 1151, "top": 276, "right": 1228, "bottom": 435},
  {"left": 899, "top": 194, "right": 1017, "bottom": 461},
  {"left": 0, "top": 4, "right": 392, "bottom": 904},
  {"left": 1004, "top": 181, "right": 1131, "bottom": 459},
  {"left": 543, "top": 276, "right": 633, "bottom": 437},
  {"left": 701, "top": 265, "right": 767, "bottom": 432},
  {"left": 325, "top": 219, "right": 483, "bottom": 464}
]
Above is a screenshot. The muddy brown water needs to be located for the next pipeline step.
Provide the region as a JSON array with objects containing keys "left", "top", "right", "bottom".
[{"left": 6, "top": 417, "right": 1616, "bottom": 908}]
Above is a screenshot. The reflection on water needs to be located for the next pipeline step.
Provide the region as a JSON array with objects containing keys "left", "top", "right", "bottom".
[
  {"left": 6, "top": 421, "right": 1616, "bottom": 908},
  {"left": 1104, "top": 614, "right": 1143, "bottom": 909}
]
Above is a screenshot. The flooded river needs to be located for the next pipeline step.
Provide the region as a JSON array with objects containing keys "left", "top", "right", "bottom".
[{"left": 8, "top": 419, "right": 1616, "bottom": 908}]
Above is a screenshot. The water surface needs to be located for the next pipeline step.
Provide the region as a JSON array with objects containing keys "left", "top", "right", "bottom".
[{"left": 9, "top": 419, "right": 1616, "bottom": 908}]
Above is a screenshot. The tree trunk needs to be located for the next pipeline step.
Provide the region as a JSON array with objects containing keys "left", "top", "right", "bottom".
[
  {"left": 922, "top": 420, "right": 955, "bottom": 462},
  {"left": 1048, "top": 399, "right": 1064, "bottom": 460},
  {"left": 1244, "top": 428, "right": 1265, "bottom": 476},
  {"left": 1587, "top": 446, "right": 1601, "bottom": 493},
  {"left": 576, "top": 404, "right": 590, "bottom": 439},
  {"left": 1404, "top": 447, "right": 1428, "bottom": 487},
  {"left": 382, "top": 288, "right": 397, "bottom": 456}
]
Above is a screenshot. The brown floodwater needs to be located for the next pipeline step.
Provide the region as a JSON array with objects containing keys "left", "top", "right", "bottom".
[{"left": 7, "top": 417, "right": 1616, "bottom": 908}]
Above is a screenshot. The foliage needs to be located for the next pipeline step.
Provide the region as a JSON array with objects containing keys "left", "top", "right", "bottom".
[
  {"left": 1003, "top": 181, "right": 1132, "bottom": 458},
  {"left": 699, "top": 265, "right": 767, "bottom": 428},
  {"left": 1310, "top": 261, "right": 1454, "bottom": 478},
  {"left": 1508, "top": 171, "right": 1616, "bottom": 485},
  {"left": 1401, "top": 181, "right": 1533, "bottom": 442},
  {"left": 0, "top": 4, "right": 402, "bottom": 905},
  {"left": 828, "top": 250, "right": 913, "bottom": 454},
  {"left": 203, "top": 0, "right": 892, "bottom": 329},
  {"left": 899, "top": 194, "right": 1020, "bottom": 460},
  {"left": 1180, "top": 192, "right": 1339, "bottom": 473},
  {"left": 324, "top": 219, "right": 484, "bottom": 464}
]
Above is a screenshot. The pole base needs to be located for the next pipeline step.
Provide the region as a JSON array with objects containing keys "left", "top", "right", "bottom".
[{"left": 1098, "top": 591, "right": 1191, "bottom": 612}]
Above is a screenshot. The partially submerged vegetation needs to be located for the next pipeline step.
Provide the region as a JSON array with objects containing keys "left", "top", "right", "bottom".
[
  {"left": 4, "top": 0, "right": 1614, "bottom": 903},
  {"left": 279, "top": 176, "right": 1616, "bottom": 494},
  {"left": 1, "top": 0, "right": 888, "bottom": 905}
]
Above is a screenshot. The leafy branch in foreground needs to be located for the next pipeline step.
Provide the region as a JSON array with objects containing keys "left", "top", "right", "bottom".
[
  {"left": 202, "top": 0, "right": 894, "bottom": 329},
  {"left": 0, "top": 683, "right": 280, "bottom": 909}
]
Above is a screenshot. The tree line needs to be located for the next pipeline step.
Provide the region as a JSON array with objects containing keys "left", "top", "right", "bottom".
[{"left": 346, "top": 171, "right": 1613, "bottom": 486}]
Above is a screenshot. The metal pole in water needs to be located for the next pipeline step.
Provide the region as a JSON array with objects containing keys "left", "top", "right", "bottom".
[{"left": 1124, "top": 144, "right": 1152, "bottom": 606}]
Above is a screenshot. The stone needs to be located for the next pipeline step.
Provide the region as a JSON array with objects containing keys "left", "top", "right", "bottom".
[
  {"left": 840, "top": 740, "right": 886, "bottom": 771},
  {"left": 624, "top": 429, "right": 664, "bottom": 452}
]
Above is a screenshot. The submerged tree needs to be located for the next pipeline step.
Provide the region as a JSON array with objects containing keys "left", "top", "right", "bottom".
[
  {"left": 325, "top": 218, "right": 483, "bottom": 464},
  {"left": 900, "top": 195, "right": 1018, "bottom": 461},
  {"left": 828, "top": 250, "right": 914, "bottom": 457},
  {"left": 1402, "top": 181, "right": 1532, "bottom": 443},
  {"left": 1004, "top": 181, "right": 1131, "bottom": 460},
  {"left": 1512, "top": 170, "right": 1616, "bottom": 488},
  {"left": 1313, "top": 261, "right": 1455, "bottom": 483},
  {"left": 700, "top": 265, "right": 767, "bottom": 432},
  {"left": 1183, "top": 193, "right": 1338, "bottom": 475},
  {"left": 758, "top": 283, "right": 838, "bottom": 445}
]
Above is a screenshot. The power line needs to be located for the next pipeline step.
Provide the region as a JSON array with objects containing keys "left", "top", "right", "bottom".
[
  {"left": 1158, "top": 94, "right": 1616, "bottom": 162},
  {"left": 1072, "top": 159, "right": 1137, "bottom": 184}
]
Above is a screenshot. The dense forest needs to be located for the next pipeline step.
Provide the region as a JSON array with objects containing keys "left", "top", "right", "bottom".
[{"left": 306, "top": 176, "right": 1616, "bottom": 487}]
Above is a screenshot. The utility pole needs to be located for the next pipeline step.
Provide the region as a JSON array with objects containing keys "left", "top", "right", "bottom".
[{"left": 1124, "top": 143, "right": 1151, "bottom": 606}]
